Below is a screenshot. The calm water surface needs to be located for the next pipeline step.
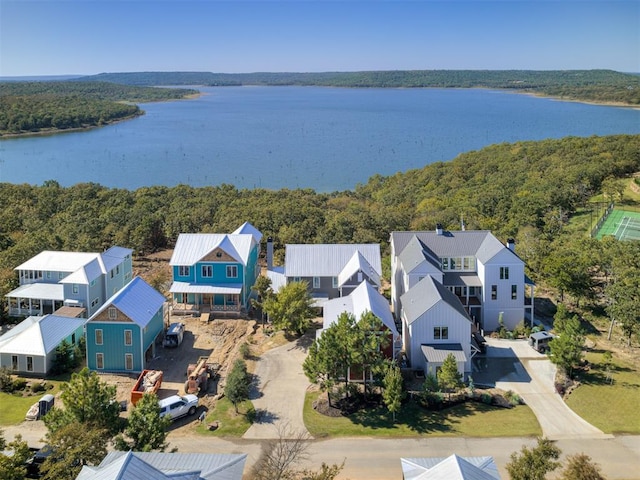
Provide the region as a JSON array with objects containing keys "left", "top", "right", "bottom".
[{"left": 1, "top": 87, "right": 638, "bottom": 192}]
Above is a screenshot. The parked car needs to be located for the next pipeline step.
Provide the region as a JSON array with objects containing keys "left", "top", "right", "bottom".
[
  {"left": 25, "top": 445, "right": 55, "bottom": 478},
  {"left": 163, "top": 322, "right": 185, "bottom": 348},
  {"left": 158, "top": 394, "right": 198, "bottom": 421},
  {"left": 528, "top": 331, "right": 555, "bottom": 353}
]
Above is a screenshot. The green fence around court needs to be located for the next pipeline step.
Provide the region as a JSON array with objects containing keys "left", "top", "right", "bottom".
[{"left": 595, "top": 208, "right": 640, "bottom": 240}]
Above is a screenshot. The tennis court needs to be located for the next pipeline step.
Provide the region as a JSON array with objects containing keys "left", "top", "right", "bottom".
[{"left": 595, "top": 209, "right": 640, "bottom": 241}]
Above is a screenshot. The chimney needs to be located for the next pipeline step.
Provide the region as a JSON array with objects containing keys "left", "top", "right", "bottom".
[
  {"left": 266, "top": 236, "right": 274, "bottom": 270},
  {"left": 436, "top": 223, "right": 444, "bottom": 236},
  {"left": 506, "top": 238, "right": 515, "bottom": 252}
]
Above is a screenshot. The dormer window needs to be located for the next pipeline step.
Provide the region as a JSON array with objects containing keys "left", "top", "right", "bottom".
[{"left": 178, "top": 266, "right": 190, "bottom": 277}]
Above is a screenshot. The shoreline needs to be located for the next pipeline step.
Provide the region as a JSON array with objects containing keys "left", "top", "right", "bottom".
[{"left": 0, "top": 88, "right": 636, "bottom": 140}]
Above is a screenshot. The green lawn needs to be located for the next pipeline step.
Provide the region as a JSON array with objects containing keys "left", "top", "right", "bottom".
[
  {"left": 566, "top": 351, "right": 640, "bottom": 434},
  {"left": 303, "top": 391, "right": 541, "bottom": 438},
  {"left": 0, "top": 383, "right": 61, "bottom": 425},
  {"left": 195, "top": 397, "right": 254, "bottom": 437}
]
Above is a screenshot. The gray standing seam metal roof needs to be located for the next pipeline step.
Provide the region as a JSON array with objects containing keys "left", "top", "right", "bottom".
[
  {"left": 0, "top": 315, "right": 86, "bottom": 356},
  {"left": 89, "top": 277, "right": 165, "bottom": 328},
  {"left": 400, "top": 276, "right": 472, "bottom": 324},
  {"left": 421, "top": 343, "right": 467, "bottom": 364},
  {"left": 398, "top": 236, "right": 440, "bottom": 274},
  {"left": 391, "top": 230, "right": 516, "bottom": 264},
  {"left": 284, "top": 244, "right": 382, "bottom": 278}
]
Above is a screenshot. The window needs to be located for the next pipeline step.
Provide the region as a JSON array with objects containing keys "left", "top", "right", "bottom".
[
  {"left": 226, "top": 265, "right": 238, "bottom": 278},
  {"left": 500, "top": 267, "right": 510, "bottom": 280},
  {"left": 59, "top": 272, "right": 64, "bottom": 279},
  {"left": 116, "top": 265, "right": 120, "bottom": 275},
  {"left": 95, "top": 329, "right": 103, "bottom": 345},
  {"left": 434, "top": 326, "right": 449, "bottom": 340},
  {"left": 511, "top": 284, "right": 518, "bottom": 300},
  {"left": 11, "top": 355, "right": 18, "bottom": 370},
  {"left": 96, "top": 353, "right": 104, "bottom": 369},
  {"left": 27, "top": 356, "right": 33, "bottom": 372},
  {"left": 178, "top": 266, "right": 190, "bottom": 277},
  {"left": 442, "top": 258, "right": 449, "bottom": 270},
  {"left": 110, "top": 269, "right": 114, "bottom": 279},
  {"left": 332, "top": 277, "right": 338, "bottom": 288},
  {"left": 293, "top": 276, "right": 301, "bottom": 283},
  {"left": 72, "top": 333, "right": 76, "bottom": 344},
  {"left": 202, "top": 265, "right": 213, "bottom": 278},
  {"left": 124, "top": 329, "right": 132, "bottom": 346},
  {"left": 46, "top": 271, "right": 51, "bottom": 280},
  {"left": 109, "top": 307, "right": 117, "bottom": 320},
  {"left": 91, "top": 297, "right": 99, "bottom": 308},
  {"left": 313, "top": 277, "right": 320, "bottom": 289},
  {"left": 125, "top": 354, "right": 134, "bottom": 371},
  {"left": 491, "top": 285, "right": 497, "bottom": 300},
  {"left": 72, "top": 284, "right": 79, "bottom": 294},
  {"left": 90, "top": 279, "right": 96, "bottom": 287}
]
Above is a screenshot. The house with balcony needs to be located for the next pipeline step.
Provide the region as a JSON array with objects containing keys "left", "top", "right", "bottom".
[
  {"left": 6, "top": 246, "right": 133, "bottom": 318},
  {"left": 169, "top": 222, "right": 262, "bottom": 316},
  {"left": 391, "top": 226, "right": 534, "bottom": 333},
  {"left": 86, "top": 276, "right": 166, "bottom": 373},
  {"left": 282, "top": 243, "right": 382, "bottom": 308}
]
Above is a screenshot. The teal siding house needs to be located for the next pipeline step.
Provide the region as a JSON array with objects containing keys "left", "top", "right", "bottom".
[
  {"left": 169, "top": 222, "right": 262, "bottom": 316},
  {"left": 86, "top": 277, "right": 166, "bottom": 373}
]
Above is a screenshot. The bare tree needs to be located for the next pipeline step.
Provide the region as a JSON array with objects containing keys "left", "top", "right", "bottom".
[{"left": 251, "top": 423, "right": 311, "bottom": 480}]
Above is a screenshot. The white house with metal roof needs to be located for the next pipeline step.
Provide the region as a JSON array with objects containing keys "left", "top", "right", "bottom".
[
  {"left": 401, "top": 454, "right": 501, "bottom": 479},
  {"left": 283, "top": 244, "right": 382, "bottom": 307},
  {"left": 391, "top": 227, "right": 534, "bottom": 333},
  {"left": 77, "top": 450, "right": 247, "bottom": 480},
  {"left": 85, "top": 276, "right": 166, "bottom": 373},
  {"left": 322, "top": 280, "right": 401, "bottom": 361},
  {"left": 169, "top": 223, "right": 262, "bottom": 316},
  {"left": 6, "top": 246, "right": 133, "bottom": 318},
  {"left": 0, "top": 315, "right": 85, "bottom": 375}
]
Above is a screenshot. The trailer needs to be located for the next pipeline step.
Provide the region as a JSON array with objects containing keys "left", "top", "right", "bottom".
[
  {"left": 131, "top": 369, "right": 163, "bottom": 406},
  {"left": 185, "top": 356, "right": 217, "bottom": 395}
]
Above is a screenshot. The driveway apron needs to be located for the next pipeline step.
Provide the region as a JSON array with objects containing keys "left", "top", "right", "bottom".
[
  {"left": 479, "top": 338, "right": 612, "bottom": 440},
  {"left": 243, "top": 335, "right": 311, "bottom": 439}
]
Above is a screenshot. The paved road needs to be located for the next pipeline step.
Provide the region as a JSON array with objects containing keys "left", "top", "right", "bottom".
[
  {"left": 476, "top": 338, "right": 612, "bottom": 440},
  {"left": 242, "top": 333, "right": 312, "bottom": 439}
]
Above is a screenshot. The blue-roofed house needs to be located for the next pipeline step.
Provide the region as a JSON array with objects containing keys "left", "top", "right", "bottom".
[
  {"left": 76, "top": 450, "right": 247, "bottom": 480},
  {"left": 0, "top": 315, "right": 86, "bottom": 376},
  {"left": 5, "top": 246, "right": 133, "bottom": 318},
  {"left": 86, "top": 277, "right": 166, "bottom": 373},
  {"left": 169, "top": 222, "right": 262, "bottom": 316}
]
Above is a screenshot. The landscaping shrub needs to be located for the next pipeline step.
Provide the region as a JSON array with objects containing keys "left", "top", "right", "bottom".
[
  {"left": 481, "top": 392, "right": 493, "bottom": 405},
  {"left": 504, "top": 390, "right": 522, "bottom": 406},
  {"left": 12, "top": 378, "right": 27, "bottom": 391},
  {"left": 239, "top": 342, "right": 250, "bottom": 359},
  {"left": 31, "top": 381, "right": 46, "bottom": 393},
  {"left": 0, "top": 366, "right": 14, "bottom": 392}
]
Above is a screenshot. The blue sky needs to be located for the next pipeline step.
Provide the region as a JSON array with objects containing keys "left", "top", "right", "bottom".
[{"left": 1, "top": 0, "right": 638, "bottom": 76}]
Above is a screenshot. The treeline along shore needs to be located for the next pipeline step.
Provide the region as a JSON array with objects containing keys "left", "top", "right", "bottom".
[
  {"left": 0, "top": 134, "right": 638, "bottom": 314},
  {"left": 1, "top": 69, "right": 639, "bottom": 137}
]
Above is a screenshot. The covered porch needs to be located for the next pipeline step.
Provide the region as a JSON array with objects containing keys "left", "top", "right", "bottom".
[
  {"left": 169, "top": 282, "right": 244, "bottom": 316},
  {"left": 6, "top": 283, "right": 64, "bottom": 317}
]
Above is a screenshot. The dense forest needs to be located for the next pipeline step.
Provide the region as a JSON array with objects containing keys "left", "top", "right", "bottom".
[
  {"left": 81, "top": 70, "right": 640, "bottom": 105},
  {"left": 0, "top": 134, "right": 638, "bottom": 309},
  {"left": 0, "top": 82, "right": 197, "bottom": 135}
]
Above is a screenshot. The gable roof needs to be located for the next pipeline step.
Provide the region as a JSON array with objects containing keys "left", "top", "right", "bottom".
[
  {"left": 90, "top": 277, "right": 165, "bottom": 328},
  {"left": 0, "top": 315, "right": 85, "bottom": 356},
  {"left": 391, "top": 230, "right": 519, "bottom": 265},
  {"left": 232, "top": 222, "right": 263, "bottom": 244},
  {"left": 400, "top": 276, "right": 471, "bottom": 325},
  {"left": 323, "top": 281, "right": 398, "bottom": 335},
  {"left": 170, "top": 233, "right": 254, "bottom": 267},
  {"left": 77, "top": 450, "right": 247, "bottom": 480},
  {"left": 15, "top": 247, "right": 132, "bottom": 276},
  {"left": 59, "top": 257, "right": 104, "bottom": 284},
  {"left": 284, "top": 244, "right": 381, "bottom": 278},
  {"left": 337, "top": 250, "right": 381, "bottom": 287},
  {"left": 398, "top": 236, "right": 441, "bottom": 274},
  {"left": 401, "top": 455, "right": 500, "bottom": 480}
]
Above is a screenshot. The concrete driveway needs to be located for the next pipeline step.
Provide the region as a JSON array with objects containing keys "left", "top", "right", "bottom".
[
  {"left": 242, "top": 333, "right": 313, "bottom": 440},
  {"left": 474, "top": 338, "right": 612, "bottom": 440}
]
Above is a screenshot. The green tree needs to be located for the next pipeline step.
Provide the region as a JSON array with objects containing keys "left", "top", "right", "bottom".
[
  {"left": 114, "top": 393, "right": 171, "bottom": 452},
  {"left": 41, "top": 422, "right": 108, "bottom": 480},
  {"left": 251, "top": 275, "right": 273, "bottom": 323},
  {"left": 605, "top": 241, "right": 640, "bottom": 346},
  {"left": 559, "top": 453, "right": 606, "bottom": 480},
  {"left": 382, "top": 362, "right": 403, "bottom": 422},
  {"left": 263, "top": 281, "right": 315, "bottom": 335},
  {"left": 0, "top": 432, "right": 29, "bottom": 480},
  {"left": 353, "top": 312, "right": 389, "bottom": 399},
  {"left": 43, "top": 367, "right": 120, "bottom": 435},
  {"left": 437, "top": 353, "right": 463, "bottom": 399},
  {"left": 506, "top": 437, "right": 561, "bottom": 480},
  {"left": 549, "top": 305, "right": 584, "bottom": 378},
  {"left": 225, "top": 359, "right": 250, "bottom": 414}
]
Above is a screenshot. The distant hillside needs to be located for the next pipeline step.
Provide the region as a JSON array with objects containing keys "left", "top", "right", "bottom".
[{"left": 79, "top": 70, "right": 640, "bottom": 105}]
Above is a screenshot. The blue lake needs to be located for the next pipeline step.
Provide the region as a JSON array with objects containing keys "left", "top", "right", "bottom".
[{"left": 1, "top": 86, "right": 639, "bottom": 192}]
